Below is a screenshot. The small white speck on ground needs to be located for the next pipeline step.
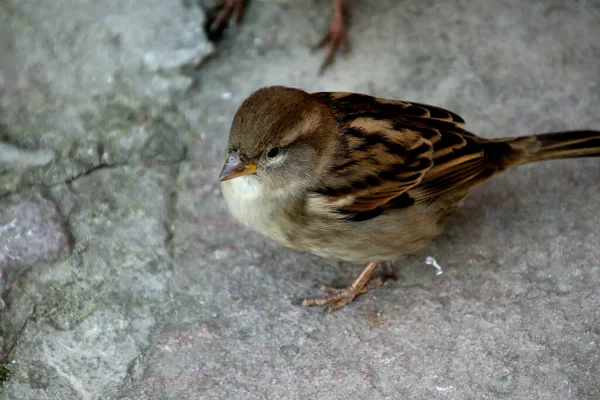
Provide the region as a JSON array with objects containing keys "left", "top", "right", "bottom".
[
  {"left": 436, "top": 386, "right": 454, "bottom": 392},
  {"left": 426, "top": 256, "right": 443, "bottom": 275}
]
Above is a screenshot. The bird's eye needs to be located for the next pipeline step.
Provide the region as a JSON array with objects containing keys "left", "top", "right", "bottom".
[{"left": 267, "top": 147, "right": 281, "bottom": 158}]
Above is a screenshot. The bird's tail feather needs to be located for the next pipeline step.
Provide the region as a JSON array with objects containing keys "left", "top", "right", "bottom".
[{"left": 501, "top": 130, "right": 600, "bottom": 167}]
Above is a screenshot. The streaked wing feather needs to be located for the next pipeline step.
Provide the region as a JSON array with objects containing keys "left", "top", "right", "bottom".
[
  {"left": 313, "top": 119, "right": 433, "bottom": 212},
  {"left": 311, "top": 92, "right": 511, "bottom": 218}
]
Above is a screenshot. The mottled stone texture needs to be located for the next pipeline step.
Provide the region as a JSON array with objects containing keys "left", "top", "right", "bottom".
[
  {"left": 0, "top": 193, "right": 70, "bottom": 270},
  {"left": 1, "top": 0, "right": 599, "bottom": 399}
]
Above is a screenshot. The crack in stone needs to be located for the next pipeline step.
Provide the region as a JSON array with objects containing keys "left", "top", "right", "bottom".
[
  {"left": 0, "top": 157, "right": 189, "bottom": 201},
  {"left": 164, "top": 165, "right": 180, "bottom": 261},
  {"left": 61, "top": 162, "right": 126, "bottom": 186},
  {"left": 121, "top": 350, "right": 147, "bottom": 388},
  {"left": 0, "top": 301, "right": 37, "bottom": 378},
  {"left": 0, "top": 155, "right": 189, "bottom": 386},
  {"left": 114, "top": 161, "right": 184, "bottom": 389},
  {"left": 60, "top": 158, "right": 187, "bottom": 186}
]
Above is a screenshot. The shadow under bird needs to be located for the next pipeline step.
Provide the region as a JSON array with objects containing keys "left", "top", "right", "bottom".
[{"left": 219, "top": 86, "right": 600, "bottom": 312}]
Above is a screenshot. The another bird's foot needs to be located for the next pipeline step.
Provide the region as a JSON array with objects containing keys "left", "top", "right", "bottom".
[
  {"left": 315, "top": 0, "right": 348, "bottom": 75},
  {"left": 301, "top": 262, "right": 395, "bottom": 312},
  {"left": 211, "top": 0, "right": 246, "bottom": 32}
]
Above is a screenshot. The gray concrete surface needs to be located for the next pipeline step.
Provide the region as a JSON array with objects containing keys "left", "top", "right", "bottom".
[{"left": 1, "top": 0, "right": 599, "bottom": 398}]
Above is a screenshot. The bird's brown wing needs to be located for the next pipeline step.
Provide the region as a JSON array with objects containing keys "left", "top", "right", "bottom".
[{"left": 312, "top": 92, "right": 511, "bottom": 220}]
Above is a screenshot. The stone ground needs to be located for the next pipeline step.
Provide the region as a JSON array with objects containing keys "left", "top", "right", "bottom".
[{"left": 1, "top": 0, "right": 599, "bottom": 398}]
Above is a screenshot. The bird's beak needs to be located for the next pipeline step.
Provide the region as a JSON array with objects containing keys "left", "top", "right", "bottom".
[{"left": 219, "top": 151, "right": 257, "bottom": 181}]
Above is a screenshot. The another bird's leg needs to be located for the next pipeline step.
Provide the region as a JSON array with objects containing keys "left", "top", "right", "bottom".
[
  {"left": 212, "top": 0, "right": 246, "bottom": 31},
  {"left": 302, "top": 261, "right": 387, "bottom": 312},
  {"left": 315, "top": 0, "right": 348, "bottom": 74}
]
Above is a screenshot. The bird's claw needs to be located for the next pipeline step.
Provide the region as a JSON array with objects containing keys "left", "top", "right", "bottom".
[
  {"left": 302, "top": 275, "right": 393, "bottom": 312},
  {"left": 212, "top": 0, "right": 246, "bottom": 32},
  {"left": 315, "top": 4, "right": 348, "bottom": 75}
]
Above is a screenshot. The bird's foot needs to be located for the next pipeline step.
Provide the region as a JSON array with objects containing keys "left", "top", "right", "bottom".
[
  {"left": 314, "top": 0, "right": 348, "bottom": 74},
  {"left": 211, "top": 0, "right": 246, "bottom": 32},
  {"left": 302, "top": 277, "right": 392, "bottom": 312},
  {"left": 301, "top": 262, "right": 395, "bottom": 312}
]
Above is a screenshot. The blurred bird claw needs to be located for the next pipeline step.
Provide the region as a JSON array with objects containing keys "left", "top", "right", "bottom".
[
  {"left": 315, "top": 11, "right": 348, "bottom": 75},
  {"left": 211, "top": 0, "right": 246, "bottom": 32}
]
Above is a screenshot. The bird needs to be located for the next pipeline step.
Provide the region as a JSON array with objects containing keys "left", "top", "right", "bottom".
[
  {"left": 208, "top": 0, "right": 348, "bottom": 73},
  {"left": 218, "top": 85, "right": 600, "bottom": 312}
]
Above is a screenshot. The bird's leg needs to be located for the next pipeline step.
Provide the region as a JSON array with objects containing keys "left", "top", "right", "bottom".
[
  {"left": 211, "top": 0, "right": 246, "bottom": 31},
  {"left": 315, "top": 0, "right": 348, "bottom": 74},
  {"left": 302, "top": 261, "right": 393, "bottom": 312}
]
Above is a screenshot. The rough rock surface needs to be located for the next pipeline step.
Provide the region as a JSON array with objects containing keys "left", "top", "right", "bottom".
[{"left": 1, "top": 0, "right": 599, "bottom": 399}]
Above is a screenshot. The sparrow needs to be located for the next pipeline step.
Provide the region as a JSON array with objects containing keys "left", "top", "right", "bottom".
[
  {"left": 218, "top": 86, "right": 600, "bottom": 312},
  {"left": 207, "top": 0, "right": 348, "bottom": 73}
]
